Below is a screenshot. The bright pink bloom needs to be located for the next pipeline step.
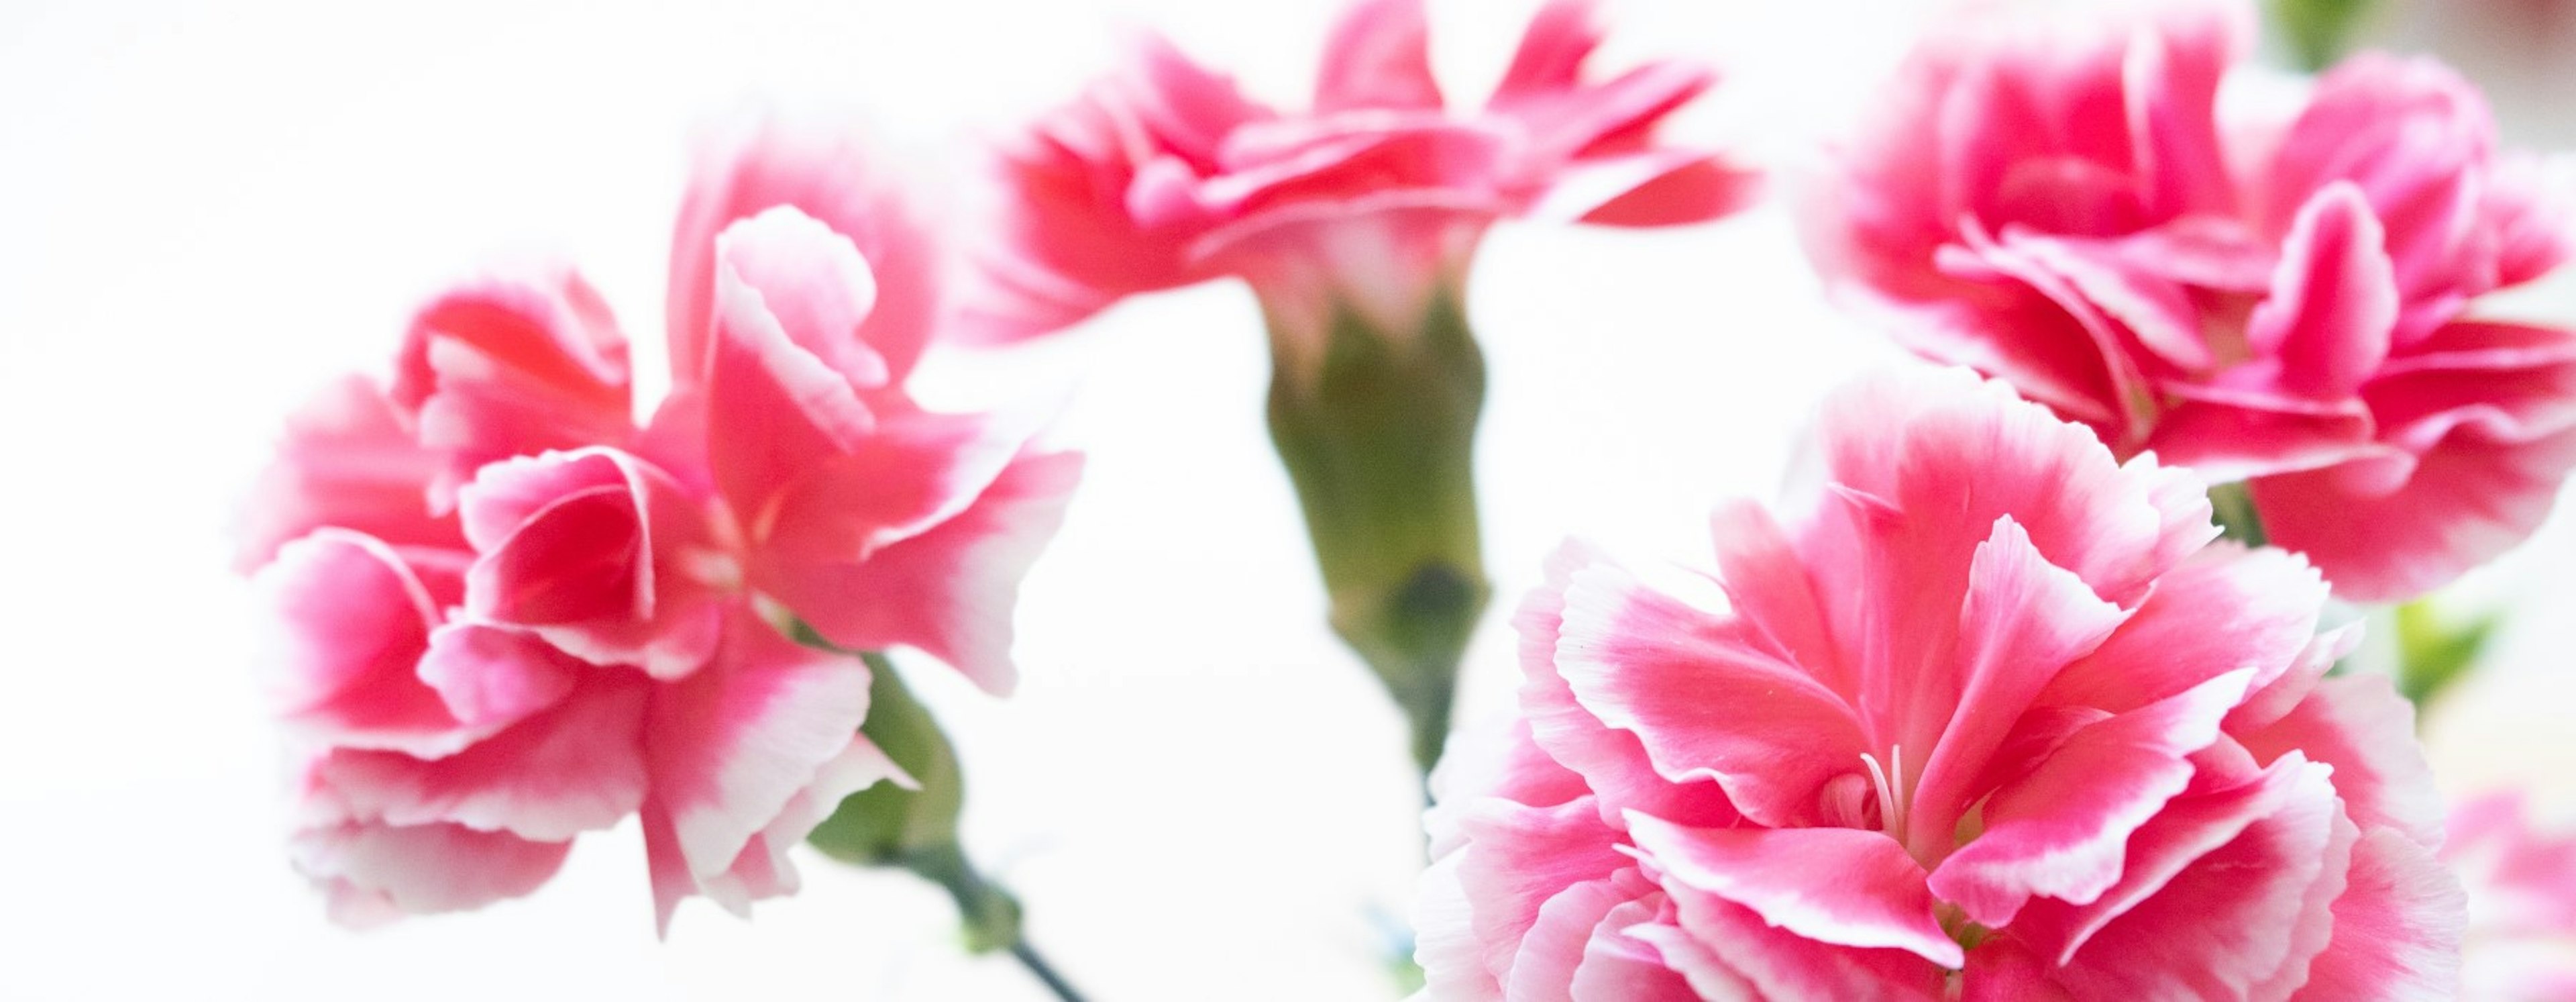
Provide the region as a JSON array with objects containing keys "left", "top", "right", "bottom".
[
  {"left": 965, "top": 0, "right": 1756, "bottom": 348},
  {"left": 1418, "top": 368, "right": 2463, "bottom": 999},
  {"left": 1803, "top": 0, "right": 2576, "bottom": 601},
  {"left": 244, "top": 121, "right": 1079, "bottom": 928},
  {"left": 2446, "top": 792, "right": 2576, "bottom": 999}
]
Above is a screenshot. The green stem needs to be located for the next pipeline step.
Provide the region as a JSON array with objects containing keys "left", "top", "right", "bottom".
[{"left": 797, "top": 642, "right": 1089, "bottom": 1001}]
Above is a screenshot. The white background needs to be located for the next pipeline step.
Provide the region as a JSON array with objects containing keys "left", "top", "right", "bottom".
[{"left": 1, "top": 1, "right": 2570, "bottom": 999}]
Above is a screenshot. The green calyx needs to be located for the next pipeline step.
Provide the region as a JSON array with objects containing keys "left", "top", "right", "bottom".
[
  {"left": 803, "top": 644, "right": 1022, "bottom": 954},
  {"left": 1263, "top": 291, "right": 1491, "bottom": 778}
]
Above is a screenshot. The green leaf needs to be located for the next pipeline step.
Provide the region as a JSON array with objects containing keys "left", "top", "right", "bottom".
[{"left": 2394, "top": 598, "right": 2500, "bottom": 709}]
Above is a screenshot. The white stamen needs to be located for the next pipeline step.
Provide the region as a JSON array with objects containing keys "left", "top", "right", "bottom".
[{"left": 1858, "top": 746, "right": 1909, "bottom": 840}]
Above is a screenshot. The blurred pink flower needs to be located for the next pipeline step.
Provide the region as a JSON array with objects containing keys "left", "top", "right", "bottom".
[
  {"left": 1803, "top": 0, "right": 2576, "bottom": 602},
  {"left": 2447, "top": 792, "right": 2576, "bottom": 999},
  {"left": 964, "top": 0, "right": 1756, "bottom": 352},
  {"left": 244, "top": 123, "right": 1079, "bottom": 928},
  {"left": 1417, "top": 368, "right": 2462, "bottom": 999}
]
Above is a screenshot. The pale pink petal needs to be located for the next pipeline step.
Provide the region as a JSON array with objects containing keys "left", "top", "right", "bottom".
[
  {"left": 1517, "top": 543, "right": 1738, "bottom": 832},
  {"left": 1566, "top": 899, "right": 1705, "bottom": 1001},
  {"left": 237, "top": 377, "right": 455, "bottom": 571},
  {"left": 1452, "top": 797, "right": 1631, "bottom": 987},
  {"left": 307, "top": 673, "right": 650, "bottom": 842},
  {"left": 669, "top": 111, "right": 939, "bottom": 389},
  {"left": 702, "top": 249, "right": 877, "bottom": 521},
  {"left": 1499, "top": 874, "right": 1633, "bottom": 1001},
  {"left": 1552, "top": 556, "right": 1866, "bottom": 829},
  {"left": 1313, "top": 0, "right": 1442, "bottom": 111},
  {"left": 2233, "top": 674, "right": 2444, "bottom": 848},
  {"left": 2292, "top": 827, "right": 2466, "bottom": 1001},
  {"left": 412, "top": 623, "right": 582, "bottom": 729},
  {"left": 291, "top": 821, "right": 571, "bottom": 924},
  {"left": 1626, "top": 815, "right": 1962, "bottom": 967},
  {"left": 695, "top": 734, "right": 911, "bottom": 916},
  {"left": 2017, "top": 754, "right": 2352, "bottom": 1001},
  {"left": 708, "top": 206, "right": 886, "bottom": 391},
  {"left": 256, "top": 530, "right": 477, "bottom": 757},
  {"left": 1650, "top": 881, "right": 1948, "bottom": 1001},
  {"left": 773, "top": 448, "right": 1081, "bottom": 696},
  {"left": 643, "top": 609, "right": 873, "bottom": 886}
]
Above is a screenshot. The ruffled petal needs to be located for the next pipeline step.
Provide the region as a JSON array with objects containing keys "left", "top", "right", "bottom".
[
  {"left": 1313, "top": 0, "right": 1442, "bottom": 112},
  {"left": 642, "top": 608, "right": 873, "bottom": 889},
  {"left": 771, "top": 448, "right": 1081, "bottom": 696},
  {"left": 1627, "top": 815, "right": 1962, "bottom": 967}
]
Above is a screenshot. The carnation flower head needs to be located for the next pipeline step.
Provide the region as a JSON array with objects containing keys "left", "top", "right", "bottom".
[
  {"left": 1802, "top": 0, "right": 2576, "bottom": 602},
  {"left": 1417, "top": 366, "right": 2463, "bottom": 999},
  {"left": 243, "top": 114, "right": 1078, "bottom": 929},
  {"left": 965, "top": 0, "right": 1758, "bottom": 358}
]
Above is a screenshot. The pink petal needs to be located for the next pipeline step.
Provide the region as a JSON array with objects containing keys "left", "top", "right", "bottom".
[
  {"left": 2251, "top": 423, "right": 2576, "bottom": 601},
  {"left": 773, "top": 448, "right": 1081, "bottom": 696},
  {"left": 1649, "top": 877, "right": 1948, "bottom": 1000},
  {"left": 459, "top": 448, "right": 727, "bottom": 680},
  {"left": 256, "top": 530, "right": 478, "bottom": 757},
  {"left": 1451, "top": 796, "right": 1632, "bottom": 988},
  {"left": 1626, "top": 814, "right": 1962, "bottom": 967},
  {"left": 694, "top": 734, "right": 911, "bottom": 917},
  {"left": 707, "top": 206, "right": 886, "bottom": 391},
  {"left": 1551, "top": 556, "right": 1866, "bottom": 828},
  {"left": 669, "top": 111, "right": 938, "bottom": 389},
  {"left": 702, "top": 248, "right": 878, "bottom": 521},
  {"left": 2291, "top": 827, "right": 2467, "bottom": 1001},
  {"left": 307, "top": 672, "right": 650, "bottom": 842},
  {"left": 2017, "top": 754, "right": 2353, "bottom": 999},
  {"left": 1908, "top": 516, "right": 2130, "bottom": 855},
  {"left": 1500, "top": 874, "right": 1634, "bottom": 1001},
  {"left": 397, "top": 266, "right": 635, "bottom": 506},
  {"left": 1313, "top": 0, "right": 1442, "bottom": 112},
  {"left": 1517, "top": 543, "right": 1737, "bottom": 833},
  {"left": 1929, "top": 668, "right": 2255, "bottom": 927},
  {"left": 237, "top": 376, "right": 456, "bottom": 571},
  {"left": 1532, "top": 149, "right": 1761, "bottom": 228},
  {"left": 413, "top": 623, "right": 582, "bottom": 728},
  {"left": 2039, "top": 542, "right": 2326, "bottom": 718},
  {"left": 2233, "top": 674, "right": 2445, "bottom": 848},
  {"left": 1959, "top": 937, "right": 2076, "bottom": 1001},
  {"left": 2244, "top": 184, "right": 2400, "bottom": 399},
  {"left": 1567, "top": 899, "right": 1704, "bottom": 1001},
  {"left": 752, "top": 407, "right": 1033, "bottom": 567},
  {"left": 290, "top": 821, "right": 571, "bottom": 925},
  {"left": 1493, "top": 0, "right": 1602, "bottom": 103},
  {"left": 643, "top": 607, "right": 873, "bottom": 885}
]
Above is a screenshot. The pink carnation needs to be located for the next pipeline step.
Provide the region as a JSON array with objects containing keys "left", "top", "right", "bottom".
[
  {"left": 964, "top": 0, "right": 1756, "bottom": 351},
  {"left": 244, "top": 119, "right": 1079, "bottom": 929},
  {"left": 1417, "top": 368, "right": 2462, "bottom": 999},
  {"left": 1803, "top": 0, "right": 2576, "bottom": 601},
  {"left": 2446, "top": 793, "right": 2576, "bottom": 999}
]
